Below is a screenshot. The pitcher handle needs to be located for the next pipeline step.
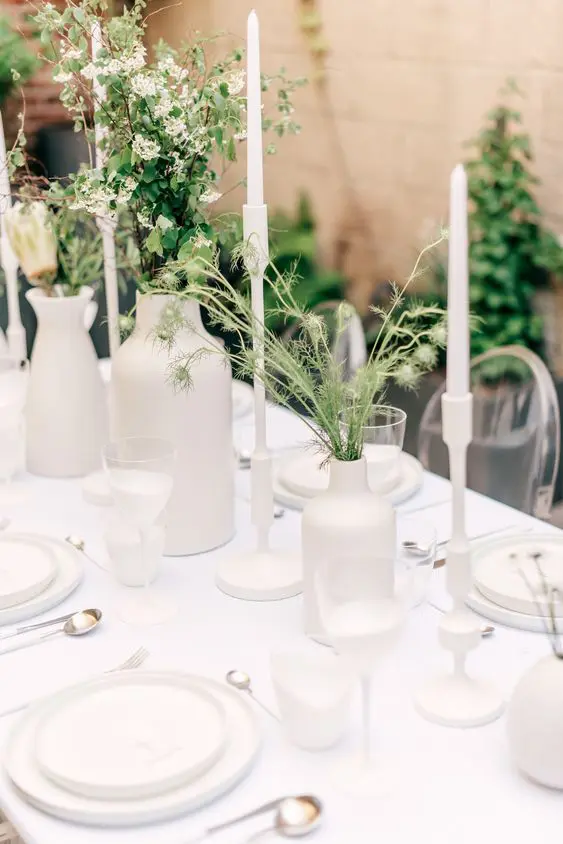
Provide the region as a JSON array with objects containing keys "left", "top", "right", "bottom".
[{"left": 85, "top": 300, "right": 98, "bottom": 331}]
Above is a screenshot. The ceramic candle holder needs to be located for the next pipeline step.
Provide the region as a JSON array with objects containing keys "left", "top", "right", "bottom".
[
  {"left": 104, "top": 517, "right": 164, "bottom": 587},
  {"left": 270, "top": 650, "right": 354, "bottom": 751}
]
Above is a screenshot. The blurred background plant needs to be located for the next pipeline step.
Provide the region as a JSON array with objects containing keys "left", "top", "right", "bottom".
[{"left": 0, "top": 14, "right": 38, "bottom": 106}]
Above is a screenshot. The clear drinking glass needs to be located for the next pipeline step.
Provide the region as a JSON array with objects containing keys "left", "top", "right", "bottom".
[
  {"left": 341, "top": 405, "right": 406, "bottom": 493},
  {"left": 0, "top": 358, "right": 29, "bottom": 504},
  {"left": 396, "top": 517, "right": 437, "bottom": 608},
  {"left": 103, "top": 436, "right": 176, "bottom": 626},
  {"left": 315, "top": 555, "right": 408, "bottom": 795}
]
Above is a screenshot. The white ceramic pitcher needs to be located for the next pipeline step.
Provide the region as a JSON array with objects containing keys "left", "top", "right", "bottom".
[{"left": 25, "top": 286, "right": 109, "bottom": 477}]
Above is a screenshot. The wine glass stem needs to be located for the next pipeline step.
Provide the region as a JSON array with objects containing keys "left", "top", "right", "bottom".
[{"left": 360, "top": 674, "right": 372, "bottom": 767}]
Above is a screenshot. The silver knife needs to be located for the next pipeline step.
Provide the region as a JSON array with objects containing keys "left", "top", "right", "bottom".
[{"left": 0, "top": 610, "right": 77, "bottom": 641}]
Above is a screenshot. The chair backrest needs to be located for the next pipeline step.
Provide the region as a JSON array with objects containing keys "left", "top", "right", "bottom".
[
  {"left": 418, "top": 345, "right": 561, "bottom": 518},
  {"left": 280, "top": 300, "right": 367, "bottom": 381}
]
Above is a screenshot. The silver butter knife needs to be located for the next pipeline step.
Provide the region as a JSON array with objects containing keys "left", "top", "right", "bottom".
[{"left": 0, "top": 610, "right": 77, "bottom": 641}]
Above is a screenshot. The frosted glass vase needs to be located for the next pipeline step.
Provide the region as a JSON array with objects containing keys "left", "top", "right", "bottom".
[
  {"left": 301, "top": 456, "right": 396, "bottom": 641},
  {"left": 111, "top": 293, "right": 235, "bottom": 555}
]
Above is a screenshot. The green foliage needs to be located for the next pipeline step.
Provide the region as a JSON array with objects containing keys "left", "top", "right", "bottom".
[
  {"left": 219, "top": 194, "right": 347, "bottom": 334},
  {"left": 463, "top": 83, "right": 563, "bottom": 360},
  {"left": 0, "top": 16, "right": 38, "bottom": 105},
  {"left": 150, "top": 234, "right": 447, "bottom": 461},
  {"left": 33, "top": 0, "right": 305, "bottom": 287}
]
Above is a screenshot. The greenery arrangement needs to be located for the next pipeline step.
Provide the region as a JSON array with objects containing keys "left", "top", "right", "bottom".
[
  {"left": 0, "top": 15, "right": 38, "bottom": 105},
  {"left": 520, "top": 553, "right": 563, "bottom": 659},
  {"left": 5, "top": 187, "right": 134, "bottom": 296},
  {"left": 29, "top": 0, "right": 303, "bottom": 288},
  {"left": 432, "top": 83, "right": 563, "bottom": 364},
  {"left": 219, "top": 193, "right": 348, "bottom": 335},
  {"left": 150, "top": 232, "right": 447, "bottom": 461}
]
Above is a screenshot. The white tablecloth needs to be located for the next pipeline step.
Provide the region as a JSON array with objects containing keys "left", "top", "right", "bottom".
[{"left": 0, "top": 405, "right": 560, "bottom": 844}]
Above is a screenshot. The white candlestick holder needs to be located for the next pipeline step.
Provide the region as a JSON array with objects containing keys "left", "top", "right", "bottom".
[
  {"left": 216, "top": 204, "right": 302, "bottom": 601},
  {"left": 414, "top": 392, "right": 504, "bottom": 727}
]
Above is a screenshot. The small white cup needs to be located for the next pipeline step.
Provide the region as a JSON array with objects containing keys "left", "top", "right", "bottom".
[
  {"left": 104, "top": 517, "right": 165, "bottom": 587},
  {"left": 270, "top": 650, "right": 354, "bottom": 751}
]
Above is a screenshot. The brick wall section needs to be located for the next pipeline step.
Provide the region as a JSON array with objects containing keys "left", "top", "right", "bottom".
[
  {"left": 147, "top": 0, "right": 563, "bottom": 301},
  {"left": 2, "top": 0, "right": 68, "bottom": 145}
]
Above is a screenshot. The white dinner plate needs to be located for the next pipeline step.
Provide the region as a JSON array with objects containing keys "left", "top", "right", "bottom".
[
  {"left": 472, "top": 533, "right": 563, "bottom": 617},
  {"left": 34, "top": 672, "right": 227, "bottom": 801},
  {"left": 466, "top": 585, "right": 554, "bottom": 633},
  {"left": 278, "top": 450, "right": 401, "bottom": 499},
  {"left": 0, "top": 536, "right": 56, "bottom": 610},
  {"left": 273, "top": 450, "right": 423, "bottom": 510},
  {"left": 0, "top": 535, "right": 82, "bottom": 627},
  {"left": 6, "top": 672, "right": 260, "bottom": 827}
]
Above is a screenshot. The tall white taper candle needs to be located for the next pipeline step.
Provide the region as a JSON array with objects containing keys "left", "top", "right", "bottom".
[
  {"left": 91, "top": 21, "right": 120, "bottom": 359},
  {"left": 446, "top": 164, "right": 469, "bottom": 398},
  {"left": 0, "top": 111, "right": 26, "bottom": 360},
  {"left": 246, "top": 10, "right": 264, "bottom": 207}
]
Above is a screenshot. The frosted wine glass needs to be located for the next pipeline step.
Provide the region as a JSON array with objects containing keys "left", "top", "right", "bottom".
[
  {"left": 103, "top": 437, "right": 176, "bottom": 626},
  {"left": 0, "top": 358, "right": 29, "bottom": 505},
  {"left": 315, "top": 556, "right": 406, "bottom": 795},
  {"left": 341, "top": 405, "right": 406, "bottom": 493}
]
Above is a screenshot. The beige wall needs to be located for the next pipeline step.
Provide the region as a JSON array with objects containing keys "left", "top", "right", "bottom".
[{"left": 147, "top": 0, "right": 563, "bottom": 304}]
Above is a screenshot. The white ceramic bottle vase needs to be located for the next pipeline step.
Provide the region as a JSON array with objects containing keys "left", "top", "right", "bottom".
[
  {"left": 301, "top": 456, "right": 396, "bottom": 640},
  {"left": 25, "top": 286, "right": 108, "bottom": 477},
  {"left": 111, "top": 293, "right": 235, "bottom": 556},
  {"left": 507, "top": 654, "right": 563, "bottom": 789}
]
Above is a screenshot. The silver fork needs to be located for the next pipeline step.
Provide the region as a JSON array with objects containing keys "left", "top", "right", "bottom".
[{"left": 0, "top": 647, "right": 149, "bottom": 718}]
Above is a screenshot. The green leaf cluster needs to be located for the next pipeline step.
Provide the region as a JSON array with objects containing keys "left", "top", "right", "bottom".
[{"left": 0, "top": 15, "right": 38, "bottom": 105}]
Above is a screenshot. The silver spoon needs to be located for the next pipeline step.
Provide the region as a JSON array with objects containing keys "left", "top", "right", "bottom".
[
  {"left": 40, "top": 608, "right": 102, "bottom": 641},
  {"left": 65, "top": 536, "right": 107, "bottom": 571},
  {"left": 196, "top": 795, "right": 322, "bottom": 840},
  {"left": 226, "top": 670, "right": 280, "bottom": 721}
]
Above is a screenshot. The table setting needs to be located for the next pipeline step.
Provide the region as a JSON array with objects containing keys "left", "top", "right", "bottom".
[{"left": 0, "top": 4, "right": 563, "bottom": 844}]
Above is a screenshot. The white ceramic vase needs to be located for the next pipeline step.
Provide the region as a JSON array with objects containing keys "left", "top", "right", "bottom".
[
  {"left": 111, "top": 293, "right": 234, "bottom": 556},
  {"left": 25, "top": 286, "right": 108, "bottom": 478},
  {"left": 301, "top": 456, "right": 396, "bottom": 640},
  {"left": 507, "top": 654, "right": 563, "bottom": 789}
]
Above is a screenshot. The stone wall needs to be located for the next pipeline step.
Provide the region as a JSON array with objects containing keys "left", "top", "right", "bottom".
[{"left": 146, "top": 0, "right": 563, "bottom": 303}]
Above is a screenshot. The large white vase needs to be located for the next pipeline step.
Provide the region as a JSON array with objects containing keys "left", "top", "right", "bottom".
[
  {"left": 111, "top": 293, "right": 234, "bottom": 556},
  {"left": 25, "top": 286, "right": 108, "bottom": 478},
  {"left": 507, "top": 655, "right": 563, "bottom": 788},
  {"left": 301, "top": 456, "right": 396, "bottom": 640}
]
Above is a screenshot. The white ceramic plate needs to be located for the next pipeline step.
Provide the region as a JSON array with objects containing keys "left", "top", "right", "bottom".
[
  {"left": 472, "top": 533, "right": 563, "bottom": 618},
  {"left": 34, "top": 672, "right": 227, "bottom": 801},
  {"left": 273, "top": 450, "right": 423, "bottom": 511},
  {"left": 278, "top": 451, "right": 401, "bottom": 499},
  {"left": 0, "top": 535, "right": 82, "bottom": 627},
  {"left": 466, "top": 585, "right": 553, "bottom": 633},
  {"left": 0, "top": 536, "right": 56, "bottom": 610},
  {"left": 232, "top": 381, "right": 253, "bottom": 420},
  {"left": 6, "top": 672, "right": 260, "bottom": 827}
]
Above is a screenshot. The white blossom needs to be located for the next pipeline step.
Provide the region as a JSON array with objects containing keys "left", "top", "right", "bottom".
[
  {"left": 200, "top": 189, "right": 221, "bottom": 205},
  {"left": 137, "top": 209, "right": 152, "bottom": 227},
  {"left": 132, "top": 135, "right": 160, "bottom": 161},
  {"left": 61, "top": 46, "right": 82, "bottom": 61},
  {"left": 81, "top": 63, "right": 98, "bottom": 81},
  {"left": 106, "top": 58, "right": 123, "bottom": 74},
  {"left": 227, "top": 70, "right": 245, "bottom": 95},
  {"left": 157, "top": 55, "right": 188, "bottom": 81},
  {"left": 121, "top": 46, "right": 146, "bottom": 73},
  {"left": 234, "top": 130, "right": 247, "bottom": 141},
  {"left": 4, "top": 202, "right": 58, "bottom": 282},
  {"left": 131, "top": 74, "right": 157, "bottom": 98},
  {"left": 117, "top": 176, "right": 137, "bottom": 204},
  {"left": 154, "top": 96, "right": 174, "bottom": 118},
  {"left": 164, "top": 116, "right": 187, "bottom": 139},
  {"left": 193, "top": 233, "right": 212, "bottom": 250},
  {"left": 54, "top": 70, "right": 73, "bottom": 84}
]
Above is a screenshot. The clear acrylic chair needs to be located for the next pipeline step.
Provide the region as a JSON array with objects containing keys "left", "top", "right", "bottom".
[
  {"left": 418, "top": 345, "right": 560, "bottom": 518},
  {"left": 280, "top": 300, "right": 367, "bottom": 381}
]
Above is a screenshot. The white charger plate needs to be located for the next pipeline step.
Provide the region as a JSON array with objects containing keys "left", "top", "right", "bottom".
[
  {"left": 34, "top": 672, "right": 227, "bottom": 801},
  {"left": 0, "top": 536, "right": 56, "bottom": 610},
  {"left": 6, "top": 672, "right": 260, "bottom": 827},
  {"left": 472, "top": 533, "right": 563, "bottom": 617},
  {"left": 0, "top": 535, "right": 82, "bottom": 627},
  {"left": 273, "top": 450, "right": 423, "bottom": 511}
]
